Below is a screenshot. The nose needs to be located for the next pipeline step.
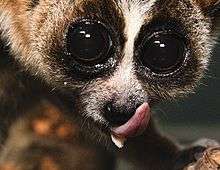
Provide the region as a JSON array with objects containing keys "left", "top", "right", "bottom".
[{"left": 103, "top": 102, "right": 138, "bottom": 126}]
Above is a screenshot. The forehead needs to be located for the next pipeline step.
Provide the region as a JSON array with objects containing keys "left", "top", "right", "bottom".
[
  {"left": 32, "top": 0, "right": 203, "bottom": 31},
  {"left": 65, "top": 0, "right": 205, "bottom": 35},
  {"left": 71, "top": 0, "right": 156, "bottom": 20}
]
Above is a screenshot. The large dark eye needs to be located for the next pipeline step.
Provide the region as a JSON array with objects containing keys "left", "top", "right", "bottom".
[
  {"left": 66, "top": 20, "right": 113, "bottom": 65},
  {"left": 139, "top": 32, "right": 187, "bottom": 74}
]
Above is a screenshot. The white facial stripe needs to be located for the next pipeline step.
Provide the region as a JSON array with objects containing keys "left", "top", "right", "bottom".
[
  {"left": 119, "top": 0, "right": 157, "bottom": 61},
  {"left": 107, "top": 0, "right": 157, "bottom": 96}
]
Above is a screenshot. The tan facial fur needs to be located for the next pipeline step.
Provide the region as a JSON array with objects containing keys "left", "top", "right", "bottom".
[{"left": 0, "top": 0, "right": 219, "bottom": 144}]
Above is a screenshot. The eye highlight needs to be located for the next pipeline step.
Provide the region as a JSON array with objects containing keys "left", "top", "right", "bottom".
[
  {"left": 66, "top": 19, "right": 114, "bottom": 65},
  {"left": 139, "top": 31, "right": 187, "bottom": 74}
]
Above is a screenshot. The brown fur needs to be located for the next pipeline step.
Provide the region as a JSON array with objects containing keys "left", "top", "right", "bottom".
[{"left": 195, "top": 0, "right": 220, "bottom": 9}]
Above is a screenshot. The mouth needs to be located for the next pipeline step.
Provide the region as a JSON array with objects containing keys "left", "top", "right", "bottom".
[{"left": 110, "top": 103, "right": 151, "bottom": 148}]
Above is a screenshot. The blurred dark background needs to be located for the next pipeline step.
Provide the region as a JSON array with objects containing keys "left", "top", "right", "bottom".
[{"left": 156, "top": 41, "right": 220, "bottom": 144}]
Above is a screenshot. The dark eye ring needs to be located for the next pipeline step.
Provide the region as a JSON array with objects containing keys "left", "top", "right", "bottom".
[
  {"left": 66, "top": 19, "right": 114, "bottom": 66},
  {"left": 138, "top": 31, "right": 188, "bottom": 75}
]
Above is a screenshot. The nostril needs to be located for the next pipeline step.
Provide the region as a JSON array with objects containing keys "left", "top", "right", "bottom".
[{"left": 103, "top": 102, "right": 137, "bottom": 126}]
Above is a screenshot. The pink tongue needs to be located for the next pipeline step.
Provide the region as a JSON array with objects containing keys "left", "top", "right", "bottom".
[{"left": 111, "top": 103, "right": 150, "bottom": 138}]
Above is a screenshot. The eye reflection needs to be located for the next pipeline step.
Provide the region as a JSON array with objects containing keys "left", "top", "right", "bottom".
[
  {"left": 66, "top": 20, "right": 113, "bottom": 65},
  {"left": 139, "top": 32, "right": 187, "bottom": 74}
]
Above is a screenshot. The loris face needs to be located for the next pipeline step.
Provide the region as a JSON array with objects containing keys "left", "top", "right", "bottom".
[{"left": 2, "top": 0, "right": 219, "bottom": 146}]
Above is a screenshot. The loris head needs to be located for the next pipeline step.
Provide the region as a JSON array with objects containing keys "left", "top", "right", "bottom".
[{"left": 2, "top": 0, "right": 220, "bottom": 147}]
